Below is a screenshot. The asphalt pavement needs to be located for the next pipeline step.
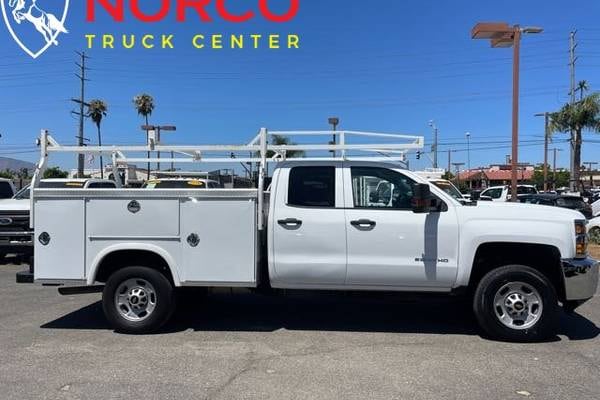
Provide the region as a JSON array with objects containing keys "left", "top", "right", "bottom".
[{"left": 1, "top": 260, "right": 599, "bottom": 400}]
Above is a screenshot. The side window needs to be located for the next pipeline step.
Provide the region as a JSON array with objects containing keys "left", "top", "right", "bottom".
[
  {"left": 288, "top": 167, "right": 335, "bottom": 208},
  {"left": 484, "top": 188, "right": 503, "bottom": 199},
  {"left": 351, "top": 167, "right": 415, "bottom": 210}
]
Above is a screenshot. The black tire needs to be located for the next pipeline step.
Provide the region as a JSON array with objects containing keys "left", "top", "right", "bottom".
[
  {"left": 102, "top": 266, "right": 176, "bottom": 334},
  {"left": 473, "top": 265, "right": 559, "bottom": 342}
]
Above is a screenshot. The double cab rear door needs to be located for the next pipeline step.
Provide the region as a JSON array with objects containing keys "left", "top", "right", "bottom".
[{"left": 271, "top": 163, "right": 459, "bottom": 291}]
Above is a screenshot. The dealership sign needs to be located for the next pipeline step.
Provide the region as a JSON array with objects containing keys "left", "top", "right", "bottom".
[{"left": 3, "top": 0, "right": 301, "bottom": 58}]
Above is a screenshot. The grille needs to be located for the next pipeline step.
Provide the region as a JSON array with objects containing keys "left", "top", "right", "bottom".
[{"left": 0, "top": 210, "right": 30, "bottom": 233}]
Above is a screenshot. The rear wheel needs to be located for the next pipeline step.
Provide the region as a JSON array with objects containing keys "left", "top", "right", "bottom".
[
  {"left": 102, "top": 266, "right": 175, "bottom": 334},
  {"left": 473, "top": 265, "right": 559, "bottom": 342}
]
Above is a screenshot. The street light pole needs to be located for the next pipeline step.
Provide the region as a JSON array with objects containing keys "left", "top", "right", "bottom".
[
  {"left": 465, "top": 131, "right": 471, "bottom": 171},
  {"left": 511, "top": 26, "right": 521, "bottom": 203},
  {"left": 472, "top": 22, "right": 543, "bottom": 202},
  {"left": 551, "top": 148, "right": 563, "bottom": 191},
  {"left": 429, "top": 120, "right": 439, "bottom": 169},
  {"left": 535, "top": 112, "right": 551, "bottom": 192}
]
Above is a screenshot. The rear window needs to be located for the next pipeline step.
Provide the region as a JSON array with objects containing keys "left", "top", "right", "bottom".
[
  {"left": 39, "top": 181, "right": 85, "bottom": 188},
  {"left": 87, "top": 182, "right": 116, "bottom": 189},
  {"left": 556, "top": 197, "right": 585, "bottom": 208},
  {"left": 143, "top": 180, "right": 207, "bottom": 189},
  {"left": 518, "top": 186, "right": 537, "bottom": 195},
  {"left": 288, "top": 167, "right": 335, "bottom": 208},
  {"left": 0, "top": 182, "right": 13, "bottom": 198}
]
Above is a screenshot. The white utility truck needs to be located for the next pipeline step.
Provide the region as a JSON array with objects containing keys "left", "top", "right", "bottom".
[{"left": 18, "top": 129, "right": 598, "bottom": 342}]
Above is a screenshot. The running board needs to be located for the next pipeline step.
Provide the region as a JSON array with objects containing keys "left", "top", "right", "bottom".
[{"left": 58, "top": 286, "right": 104, "bottom": 296}]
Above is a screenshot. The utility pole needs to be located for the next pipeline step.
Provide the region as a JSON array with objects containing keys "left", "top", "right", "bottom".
[
  {"left": 429, "top": 120, "right": 439, "bottom": 169},
  {"left": 535, "top": 112, "right": 551, "bottom": 192},
  {"left": 569, "top": 30, "right": 578, "bottom": 191},
  {"left": 71, "top": 51, "right": 90, "bottom": 178},
  {"left": 584, "top": 162, "right": 598, "bottom": 188},
  {"left": 447, "top": 149, "right": 452, "bottom": 177}
]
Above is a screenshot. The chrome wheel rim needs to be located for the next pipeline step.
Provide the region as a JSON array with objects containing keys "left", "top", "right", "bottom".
[
  {"left": 115, "top": 278, "right": 157, "bottom": 322},
  {"left": 493, "top": 282, "right": 543, "bottom": 330}
]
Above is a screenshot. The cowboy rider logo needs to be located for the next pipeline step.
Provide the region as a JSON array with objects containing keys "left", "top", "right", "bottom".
[{"left": 1, "top": 0, "right": 69, "bottom": 58}]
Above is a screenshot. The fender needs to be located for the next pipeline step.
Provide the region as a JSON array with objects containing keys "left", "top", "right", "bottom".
[{"left": 87, "top": 242, "right": 182, "bottom": 286}]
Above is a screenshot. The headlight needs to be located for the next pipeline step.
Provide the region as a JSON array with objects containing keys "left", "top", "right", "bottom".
[{"left": 575, "top": 220, "right": 588, "bottom": 258}]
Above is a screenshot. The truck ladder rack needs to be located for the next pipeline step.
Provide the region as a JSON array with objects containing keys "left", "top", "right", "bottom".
[{"left": 30, "top": 128, "right": 424, "bottom": 230}]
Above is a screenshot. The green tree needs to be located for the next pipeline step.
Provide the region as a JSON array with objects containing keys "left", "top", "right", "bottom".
[
  {"left": 133, "top": 94, "right": 155, "bottom": 178},
  {"left": 0, "top": 169, "right": 14, "bottom": 179},
  {"left": 43, "top": 167, "right": 69, "bottom": 179},
  {"left": 550, "top": 93, "right": 600, "bottom": 191},
  {"left": 254, "top": 134, "right": 305, "bottom": 159},
  {"left": 532, "top": 169, "right": 570, "bottom": 190},
  {"left": 87, "top": 99, "right": 108, "bottom": 179},
  {"left": 442, "top": 171, "right": 455, "bottom": 180}
]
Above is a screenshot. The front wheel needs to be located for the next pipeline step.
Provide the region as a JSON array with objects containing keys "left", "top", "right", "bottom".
[
  {"left": 102, "top": 266, "right": 176, "bottom": 334},
  {"left": 473, "top": 265, "right": 559, "bottom": 342}
]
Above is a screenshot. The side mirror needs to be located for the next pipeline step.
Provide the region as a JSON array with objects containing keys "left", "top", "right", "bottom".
[
  {"left": 412, "top": 183, "right": 432, "bottom": 213},
  {"left": 470, "top": 190, "right": 481, "bottom": 201}
]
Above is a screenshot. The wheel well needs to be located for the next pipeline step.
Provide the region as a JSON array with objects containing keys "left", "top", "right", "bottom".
[
  {"left": 469, "top": 243, "right": 565, "bottom": 300},
  {"left": 94, "top": 250, "right": 174, "bottom": 285}
]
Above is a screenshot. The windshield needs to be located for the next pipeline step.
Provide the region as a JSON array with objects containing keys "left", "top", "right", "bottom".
[
  {"left": 0, "top": 182, "right": 13, "bottom": 199},
  {"left": 143, "top": 180, "right": 207, "bottom": 189},
  {"left": 431, "top": 180, "right": 463, "bottom": 200}
]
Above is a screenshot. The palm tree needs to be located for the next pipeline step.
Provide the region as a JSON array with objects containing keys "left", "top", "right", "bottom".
[
  {"left": 576, "top": 80, "right": 589, "bottom": 101},
  {"left": 133, "top": 94, "right": 155, "bottom": 179},
  {"left": 550, "top": 92, "right": 600, "bottom": 191},
  {"left": 87, "top": 99, "right": 108, "bottom": 179}
]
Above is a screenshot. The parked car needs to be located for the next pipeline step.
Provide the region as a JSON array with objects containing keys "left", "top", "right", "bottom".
[
  {"left": 18, "top": 129, "right": 599, "bottom": 343},
  {"left": 479, "top": 185, "right": 538, "bottom": 202},
  {"left": 0, "top": 179, "right": 117, "bottom": 260},
  {"left": 0, "top": 178, "right": 16, "bottom": 199},
  {"left": 588, "top": 216, "right": 600, "bottom": 236},
  {"left": 591, "top": 198, "right": 600, "bottom": 218},
  {"left": 142, "top": 178, "right": 222, "bottom": 189},
  {"left": 429, "top": 179, "right": 470, "bottom": 204},
  {"left": 519, "top": 194, "right": 593, "bottom": 219}
]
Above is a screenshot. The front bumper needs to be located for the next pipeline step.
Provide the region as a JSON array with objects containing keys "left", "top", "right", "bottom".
[
  {"left": 0, "top": 232, "right": 33, "bottom": 254},
  {"left": 562, "top": 257, "right": 599, "bottom": 301}
]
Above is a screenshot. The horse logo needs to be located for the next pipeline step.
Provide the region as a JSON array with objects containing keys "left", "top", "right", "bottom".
[{"left": 1, "top": 0, "right": 69, "bottom": 58}]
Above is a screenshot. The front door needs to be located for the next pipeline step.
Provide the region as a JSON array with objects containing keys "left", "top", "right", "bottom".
[
  {"left": 271, "top": 164, "right": 347, "bottom": 286},
  {"left": 344, "top": 166, "right": 459, "bottom": 289}
]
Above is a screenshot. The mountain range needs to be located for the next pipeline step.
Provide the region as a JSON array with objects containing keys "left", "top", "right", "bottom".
[{"left": 0, "top": 157, "right": 36, "bottom": 172}]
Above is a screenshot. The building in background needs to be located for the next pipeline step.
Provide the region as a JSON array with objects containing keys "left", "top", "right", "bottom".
[{"left": 458, "top": 164, "right": 535, "bottom": 189}]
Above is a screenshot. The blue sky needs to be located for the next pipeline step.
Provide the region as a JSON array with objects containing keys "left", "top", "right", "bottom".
[{"left": 0, "top": 0, "right": 599, "bottom": 172}]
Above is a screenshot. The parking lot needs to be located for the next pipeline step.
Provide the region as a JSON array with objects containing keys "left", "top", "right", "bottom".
[{"left": 1, "top": 259, "right": 599, "bottom": 400}]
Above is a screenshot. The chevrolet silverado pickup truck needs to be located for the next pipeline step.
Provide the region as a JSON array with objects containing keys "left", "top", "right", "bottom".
[{"left": 18, "top": 129, "right": 599, "bottom": 342}]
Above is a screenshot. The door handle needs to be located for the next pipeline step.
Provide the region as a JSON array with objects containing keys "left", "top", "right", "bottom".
[
  {"left": 350, "top": 219, "right": 377, "bottom": 228},
  {"left": 278, "top": 218, "right": 303, "bottom": 227}
]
